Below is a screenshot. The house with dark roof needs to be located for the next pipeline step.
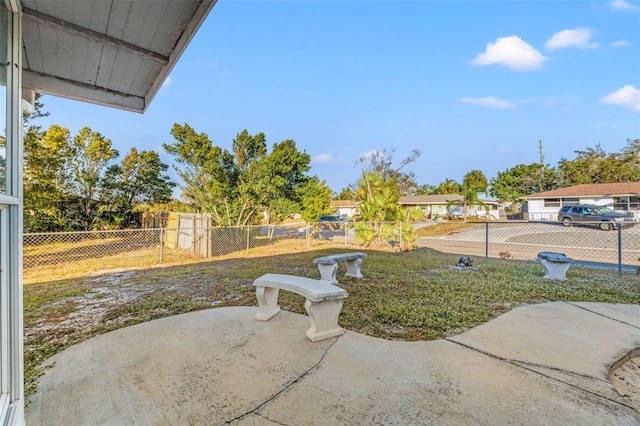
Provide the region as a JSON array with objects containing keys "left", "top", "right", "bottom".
[
  {"left": 398, "top": 195, "right": 500, "bottom": 219},
  {"left": 524, "top": 182, "right": 640, "bottom": 221}
]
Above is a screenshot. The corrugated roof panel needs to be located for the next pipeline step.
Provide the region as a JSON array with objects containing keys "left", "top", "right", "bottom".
[
  {"left": 54, "top": 24, "right": 75, "bottom": 81},
  {"left": 29, "top": 0, "right": 56, "bottom": 16},
  {"left": 35, "top": 23, "right": 60, "bottom": 75},
  {"left": 94, "top": 44, "right": 118, "bottom": 88},
  {"left": 21, "top": 18, "right": 42, "bottom": 70},
  {"left": 70, "top": 37, "right": 101, "bottom": 86},
  {"left": 104, "top": 1, "right": 132, "bottom": 40},
  {"left": 151, "top": 2, "right": 200, "bottom": 55}
]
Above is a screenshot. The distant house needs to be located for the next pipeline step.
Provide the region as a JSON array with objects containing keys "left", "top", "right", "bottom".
[
  {"left": 524, "top": 182, "right": 640, "bottom": 221},
  {"left": 398, "top": 195, "right": 500, "bottom": 219},
  {"left": 330, "top": 200, "right": 359, "bottom": 218}
]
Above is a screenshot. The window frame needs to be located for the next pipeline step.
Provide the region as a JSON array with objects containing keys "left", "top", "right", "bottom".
[
  {"left": 0, "top": 3, "right": 23, "bottom": 424},
  {"left": 543, "top": 198, "right": 561, "bottom": 208}
]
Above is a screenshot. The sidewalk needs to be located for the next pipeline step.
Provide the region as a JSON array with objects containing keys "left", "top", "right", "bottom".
[{"left": 26, "top": 302, "right": 640, "bottom": 425}]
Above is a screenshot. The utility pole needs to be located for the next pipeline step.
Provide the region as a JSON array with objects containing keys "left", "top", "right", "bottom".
[{"left": 538, "top": 139, "right": 545, "bottom": 192}]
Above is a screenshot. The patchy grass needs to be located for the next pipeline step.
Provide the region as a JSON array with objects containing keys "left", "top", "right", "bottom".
[
  {"left": 415, "top": 222, "right": 483, "bottom": 237},
  {"left": 23, "top": 248, "right": 640, "bottom": 401},
  {"left": 23, "top": 234, "right": 351, "bottom": 284}
]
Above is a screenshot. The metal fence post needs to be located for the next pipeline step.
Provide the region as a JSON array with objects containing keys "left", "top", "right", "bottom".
[
  {"left": 399, "top": 221, "right": 403, "bottom": 252},
  {"left": 246, "top": 226, "right": 250, "bottom": 255},
  {"left": 306, "top": 222, "right": 310, "bottom": 248},
  {"left": 344, "top": 223, "right": 347, "bottom": 248},
  {"left": 159, "top": 227, "right": 164, "bottom": 264},
  {"left": 485, "top": 222, "right": 489, "bottom": 260},
  {"left": 618, "top": 225, "right": 622, "bottom": 277}
]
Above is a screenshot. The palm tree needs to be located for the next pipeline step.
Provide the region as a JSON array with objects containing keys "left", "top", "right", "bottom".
[{"left": 446, "top": 170, "right": 489, "bottom": 220}]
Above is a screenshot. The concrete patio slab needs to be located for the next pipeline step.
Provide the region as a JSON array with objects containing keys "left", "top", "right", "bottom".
[{"left": 26, "top": 303, "right": 640, "bottom": 425}]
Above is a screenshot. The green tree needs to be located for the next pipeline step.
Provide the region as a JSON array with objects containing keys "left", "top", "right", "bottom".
[
  {"left": 70, "top": 127, "right": 119, "bottom": 230},
  {"left": 357, "top": 148, "right": 421, "bottom": 196},
  {"left": 489, "top": 163, "right": 559, "bottom": 202},
  {"left": 557, "top": 141, "right": 640, "bottom": 185},
  {"left": 615, "top": 139, "right": 640, "bottom": 182},
  {"left": 334, "top": 186, "right": 356, "bottom": 201},
  {"left": 164, "top": 124, "right": 315, "bottom": 227},
  {"left": 102, "top": 148, "right": 175, "bottom": 226},
  {"left": 433, "top": 178, "right": 461, "bottom": 195},
  {"left": 23, "top": 125, "right": 77, "bottom": 231},
  {"left": 416, "top": 183, "right": 437, "bottom": 195},
  {"left": 558, "top": 144, "right": 610, "bottom": 185},
  {"left": 463, "top": 169, "right": 488, "bottom": 196},
  {"left": 447, "top": 170, "right": 489, "bottom": 220},
  {"left": 259, "top": 138, "right": 312, "bottom": 226},
  {"left": 352, "top": 149, "right": 421, "bottom": 246},
  {"left": 163, "top": 123, "right": 236, "bottom": 223},
  {"left": 299, "top": 177, "right": 333, "bottom": 222}
]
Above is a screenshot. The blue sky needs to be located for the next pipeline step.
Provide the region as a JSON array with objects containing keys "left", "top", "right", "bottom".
[{"left": 35, "top": 0, "right": 640, "bottom": 196}]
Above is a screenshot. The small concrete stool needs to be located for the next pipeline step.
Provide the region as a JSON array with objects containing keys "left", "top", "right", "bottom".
[
  {"left": 537, "top": 251, "right": 573, "bottom": 280},
  {"left": 313, "top": 252, "right": 367, "bottom": 284}
]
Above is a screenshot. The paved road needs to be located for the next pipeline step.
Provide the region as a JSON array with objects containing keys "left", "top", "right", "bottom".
[{"left": 418, "top": 222, "right": 640, "bottom": 266}]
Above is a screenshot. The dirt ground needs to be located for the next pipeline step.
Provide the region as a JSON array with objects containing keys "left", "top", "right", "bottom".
[
  {"left": 24, "top": 264, "right": 254, "bottom": 355},
  {"left": 610, "top": 353, "right": 640, "bottom": 410}
]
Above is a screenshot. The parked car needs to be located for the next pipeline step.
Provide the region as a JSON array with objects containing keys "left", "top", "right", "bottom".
[
  {"left": 318, "top": 215, "right": 353, "bottom": 230},
  {"left": 557, "top": 205, "right": 637, "bottom": 231},
  {"left": 318, "top": 215, "right": 353, "bottom": 223},
  {"left": 319, "top": 215, "right": 341, "bottom": 222}
]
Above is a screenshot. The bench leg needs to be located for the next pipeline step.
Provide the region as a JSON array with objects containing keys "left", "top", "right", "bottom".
[
  {"left": 539, "top": 260, "right": 571, "bottom": 280},
  {"left": 304, "top": 299, "right": 345, "bottom": 342},
  {"left": 254, "top": 286, "right": 281, "bottom": 321},
  {"left": 344, "top": 258, "right": 364, "bottom": 279},
  {"left": 317, "top": 263, "right": 339, "bottom": 284}
]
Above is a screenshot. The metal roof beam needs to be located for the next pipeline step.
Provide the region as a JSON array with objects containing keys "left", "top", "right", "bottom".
[{"left": 22, "top": 7, "right": 169, "bottom": 64}]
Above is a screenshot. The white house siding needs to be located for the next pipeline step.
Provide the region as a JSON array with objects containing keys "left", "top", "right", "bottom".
[
  {"left": 334, "top": 206, "right": 357, "bottom": 217},
  {"left": 528, "top": 197, "right": 622, "bottom": 222},
  {"left": 403, "top": 203, "right": 499, "bottom": 220}
]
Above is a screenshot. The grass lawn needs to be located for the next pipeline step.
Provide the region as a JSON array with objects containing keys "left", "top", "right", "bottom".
[{"left": 23, "top": 247, "right": 640, "bottom": 399}]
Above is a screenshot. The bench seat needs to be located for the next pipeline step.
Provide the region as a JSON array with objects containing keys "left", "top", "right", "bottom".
[
  {"left": 537, "top": 251, "right": 574, "bottom": 280},
  {"left": 313, "top": 252, "right": 367, "bottom": 284},
  {"left": 253, "top": 273, "right": 348, "bottom": 342}
]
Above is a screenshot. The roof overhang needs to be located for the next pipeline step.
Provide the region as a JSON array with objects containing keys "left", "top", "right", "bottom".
[{"left": 20, "top": 0, "right": 216, "bottom": 113}]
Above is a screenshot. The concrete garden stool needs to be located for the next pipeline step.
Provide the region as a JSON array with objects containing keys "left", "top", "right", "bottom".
[
  {"left": 313, "top": 252, "right": 367, "bottom": 285},
  {"left": 537, "top": 251, "right": 574, "bottom": 280}
]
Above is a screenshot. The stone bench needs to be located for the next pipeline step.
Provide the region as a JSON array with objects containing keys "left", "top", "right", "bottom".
[
  {"left": 537, "top": 251, "right": 574, "bottom": 280},
  {"left": 313, "top": 252, "right": 367, "bottom": 284},
  {"left": 253, "top": 273, "right": 348, "bottom": 342}
]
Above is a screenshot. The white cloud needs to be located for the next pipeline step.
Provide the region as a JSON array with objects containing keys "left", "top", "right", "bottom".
[
  {"left": 609, "top": 0, "right": 640, "bottom": 11},
  {"left": 460, "top": 97, "right": 516, "bottom": 109},
  {"left": 612, "top": 39, "right": 630, "bottom": 47},
  {"left": 601, "top": 85, "right": 640, "bottom": 111},
  {"left": 472, "top": 36, "right": 547, "bottom": 71},
  {"left": 545, "top": 28, "right": 598, "bottom": 50},
  {"left": 311, "top": 154, "right": 333, "bottom": 163},
  {"left": 162, "top": 76, "right": 172, "bottom": 87}
]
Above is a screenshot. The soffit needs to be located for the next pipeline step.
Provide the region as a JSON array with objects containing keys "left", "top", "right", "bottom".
[{"left": 20, "top": 0, "right": 216, "bottom": 112}]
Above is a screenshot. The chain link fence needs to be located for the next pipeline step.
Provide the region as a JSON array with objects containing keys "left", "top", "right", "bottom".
[
  {"left": 417, "top": 221, "right": 640, "bottom": 273},
  {"left": 23, "top": 220, "right": 640, "bottom": 283}
]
